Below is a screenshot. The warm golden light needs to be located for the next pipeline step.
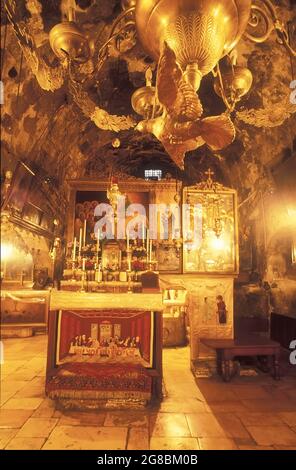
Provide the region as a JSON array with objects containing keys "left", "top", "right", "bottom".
[
  {"left": 287, "top": 208, "right": 296, "bottom": 222},
  {"left": 292, "top": 237, "right": 296, "bottom": 265},
  {"left": 1, "top": 243, "right": 13, "bottom": 261},
  {"left": 210, "top": 236, "right": 226, "bottom": 251}
]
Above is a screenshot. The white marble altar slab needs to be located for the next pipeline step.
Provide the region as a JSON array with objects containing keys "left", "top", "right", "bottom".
[{"left": 50, "top": 291, "right": 163, "bottom": 311}]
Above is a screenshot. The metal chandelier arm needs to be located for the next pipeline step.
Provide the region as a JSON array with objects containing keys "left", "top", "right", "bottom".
[
  {"left": 95, "top": 6, "right": 137, "bottom": 60},
  {"left": 245, "top": 0, "right": 296, "bottom": 57}
]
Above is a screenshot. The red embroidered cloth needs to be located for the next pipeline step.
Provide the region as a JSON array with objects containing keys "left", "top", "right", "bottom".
[{"left": 46, "top": 363, "right": 152, "bottom": 394}]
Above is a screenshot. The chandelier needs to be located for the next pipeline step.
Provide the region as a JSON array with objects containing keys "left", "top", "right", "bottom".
[{"left": 5, "top": 0, "right": 296, "bottom": 169}]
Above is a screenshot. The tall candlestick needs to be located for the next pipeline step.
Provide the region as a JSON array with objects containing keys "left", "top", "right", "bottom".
[
  {"left": 119, "top": 249, "right": 122, "bottom": 270},
  {"left": 95, "top": 263, "right": 102, "bottom": 283},
  {"left": 79, "top": 228, "right": 82, "bottom": 257},
  {"left": 128, "top": 253, "right": 131, "bottom": 271},
  {"left": 83, "top": 219, "right": 87, "bottom": 247},
  {"left": 72, "top": 237, "right": 77, "bottom": 262},
  {"left": 142, "top": 223, "right": 145, "bottom": 246},
  {"left": 146, "top": 229, "right": 150, "bottom": 261}
]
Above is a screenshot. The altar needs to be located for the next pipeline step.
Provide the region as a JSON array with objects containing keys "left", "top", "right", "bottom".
[{"left": 46, "top": 292, "right": 163, "bottom": 409}]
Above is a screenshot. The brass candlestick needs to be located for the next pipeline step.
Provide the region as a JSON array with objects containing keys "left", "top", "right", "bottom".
[
  {"left": 71, "top": 261, "right": 76, "bottom": 281},
  {"left": 80, "top": 269, "right": 86, "bottom": 292},
  {"left": 127, "top": 270, "right": 132, "bottom": 294}
]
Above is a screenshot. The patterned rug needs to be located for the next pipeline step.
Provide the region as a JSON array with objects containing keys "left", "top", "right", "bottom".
[{"left": 46, "top": 362, "right": 152, "bottom": 404}]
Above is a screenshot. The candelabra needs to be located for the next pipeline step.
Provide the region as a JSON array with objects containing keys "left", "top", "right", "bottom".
[{"left": 80, "top": 269, "right": 86, "bottom": 293}]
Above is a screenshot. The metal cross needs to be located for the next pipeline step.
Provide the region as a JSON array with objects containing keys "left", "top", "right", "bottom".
[{"left": 205, "top": 168, "right": 214, "bottom": 180}]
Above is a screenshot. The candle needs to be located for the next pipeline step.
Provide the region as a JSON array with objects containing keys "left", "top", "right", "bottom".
[
  {"left": 72, "top": 237, "right": 77, "bottom": 262},
  {"left": 82, "top": 258, "right": 86, "bottom": 271},
  {"left": 79, "top": 228, "right": 82, "bottom": 256},
  {"left": 146, "top": 229, "right": 150, "bottom": 260},
  {"left": 127, "top": 231, "right": 130, "bottom": 252},
  {"left": 83, "top": 219, "right": 87, "bottom": 247},
  {"left": 149, "top": 240, "right": 152, "bottom": 262},
  {"left": 128, "top": 254, "right": 131, "bottom": 272},
  {"left": 95, "top": 263, "right": 102, "bottom": 282},
  {"left": 142, "top": 223, "right": 145, "bottom": 246}
]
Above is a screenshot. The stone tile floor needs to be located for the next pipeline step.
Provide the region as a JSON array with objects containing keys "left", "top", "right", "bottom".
[{"left": 0, "top": 335, "right": 296, "bottom": 450}]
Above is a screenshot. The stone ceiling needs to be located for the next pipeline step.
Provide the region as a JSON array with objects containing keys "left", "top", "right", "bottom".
[{"left": 1, "top": 0, "right": 296, "bottom": 197}]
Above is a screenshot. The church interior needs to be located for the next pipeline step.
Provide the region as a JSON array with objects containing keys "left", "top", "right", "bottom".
[{"left": 0, "top": 0, "right": 296, "bottom": 451}]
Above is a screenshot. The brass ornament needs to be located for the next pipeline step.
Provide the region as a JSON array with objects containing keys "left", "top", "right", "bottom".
[
  {"left": 135, "top": 0, "right": 252, "bottom": 91},
  {"left": 49, "top": 21, "right": 90, "bottom": 64},
  {"left": 131, "top": 86, "right": 158, "bottom": 118},
  {"left": 121, "top": 0, "right": 137, "bottom": 10},
  {"left": 5, "top": 0, "right": 65, "bottom": 92},
  {"left": 136, "top": 43, "right": 235, "bottom": 170},
  {"left": 112, "top": 138, "right": 121, "bottom": 149},
  {"left": 244, "top": 0, "right": 296, "bottom": 58},
  {"left": 131, "top": 68, "right": 162, "bottom": 119},
  {"left": 214, "top": 65, "right": 253, "bottom": 109}
]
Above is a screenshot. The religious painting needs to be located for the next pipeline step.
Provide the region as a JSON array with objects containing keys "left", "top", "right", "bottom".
[
  {"left": 22, "top": 202, "right": 43, "bottom": 226},
  {"left": 101, "top": 241, "right": 121, "bottom": 271},
  {"left": 4, "top": 161, "right": 34, "bottom": 216},
  {"left": 188, "top": 277, "right": 234, "bottom": 363},
  {"left": 157, "top": 242, "right": 181, "bottom": 273},
  {"left": 56, "top": 309, "right": 154, "bottom": 368},
  {"left": 183, "top": 186, "right": 238, "bottom": 275}
]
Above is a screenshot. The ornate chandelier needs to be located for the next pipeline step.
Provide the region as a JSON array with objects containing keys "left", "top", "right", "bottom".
[{"left": 5, "top": 0, "right": 296, "bottom": 169}]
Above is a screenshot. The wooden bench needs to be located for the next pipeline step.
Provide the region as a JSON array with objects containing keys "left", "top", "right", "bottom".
[{"left": 201, "top": 336, "right": 281, "bottom": 382}]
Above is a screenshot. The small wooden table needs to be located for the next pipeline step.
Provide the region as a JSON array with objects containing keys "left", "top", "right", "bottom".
[{"left": 201, "top": 336, "right": 281, "bottom": 382}]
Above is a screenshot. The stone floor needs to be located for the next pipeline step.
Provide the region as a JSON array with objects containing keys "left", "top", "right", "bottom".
[{"left": 0, "top": 335, "right": 296, "bottom": 450}]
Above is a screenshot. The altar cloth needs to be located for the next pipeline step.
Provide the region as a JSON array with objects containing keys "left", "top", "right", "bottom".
[{"left": 50, "top": 291, "right": 163, "bottom": 312}]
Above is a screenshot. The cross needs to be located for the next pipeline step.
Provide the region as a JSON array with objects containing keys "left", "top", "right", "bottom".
[{"left": 205, "top": 168, "right": 214, "bottom": 180}]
